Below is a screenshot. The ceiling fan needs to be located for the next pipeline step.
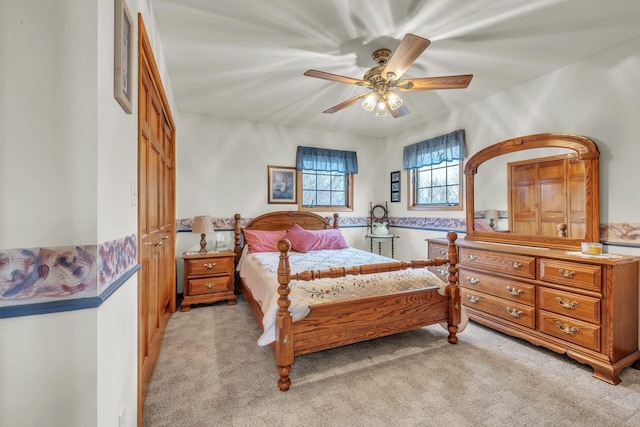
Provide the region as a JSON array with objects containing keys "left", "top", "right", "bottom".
[{"left": 304, "top": 34, "right": 473, "bottom": 118}]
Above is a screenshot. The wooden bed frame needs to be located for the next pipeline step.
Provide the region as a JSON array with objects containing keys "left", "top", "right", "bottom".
[{"left": 233, "top": 211, "right": 460, "bottom": 391}]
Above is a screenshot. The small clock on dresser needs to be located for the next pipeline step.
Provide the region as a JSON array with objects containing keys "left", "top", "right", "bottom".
[{"left": 181, "top": 251, "right": 237, "bottom": 312}]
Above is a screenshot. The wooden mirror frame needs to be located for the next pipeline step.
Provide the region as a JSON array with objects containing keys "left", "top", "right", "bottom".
[{"left": 464, "top": 133, "right": 600, "bottom": 250}]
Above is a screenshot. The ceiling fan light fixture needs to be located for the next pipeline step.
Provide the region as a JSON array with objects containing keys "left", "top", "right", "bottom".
[
  {"left": 387, "top": 91, "right": 403, "bottom": 110},
  {"left": 361, "top": 93, "right": 377, "bottom": 112},
  {"left": 375, "top": 101, "right": 387, "bottom": 117}
]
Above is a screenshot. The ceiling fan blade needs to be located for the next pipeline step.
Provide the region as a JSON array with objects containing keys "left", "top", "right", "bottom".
[
  {"left": 397, "top": 74, "right": 473, "bottom": 91},
  {"left": 322, "top": 93, "right": 369, "bottom": 114},
  {"left": 304, "top": 70, "right": 369, "bottom": 86},
  {"left": 386, "top": 102, "right": 410, "bottom": 118},
  {"left": 382, "top": 34, "right": 431, "bottom": 81}
]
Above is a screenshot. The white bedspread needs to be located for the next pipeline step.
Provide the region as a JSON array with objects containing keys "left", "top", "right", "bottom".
[{"left": 237, "top": 246, "right": 465, "bottom": 346}]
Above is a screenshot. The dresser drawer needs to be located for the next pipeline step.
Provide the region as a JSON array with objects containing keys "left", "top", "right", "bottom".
[
  {"left": 538, "top": 310, "right": 600, "bottom": 352},
  {"left": 459, "top": 268, "right": 535, "bottom": 305},
  {"left": 459, "top": 248, "right": 536, "bottom": 279},
  {"left": 538, "top": 259, "right": 601, "bottom": 292},
  {"left": 461, "top": 289, "right": 535, "bottom": 328},
  {"left": 428, "top": 241, "right": 449, "bottom": 258},
  {"left": 187, "top": 256, "right": 234, "bottom": 276},
  {"left": 538, "top": 287, "right": 600, "bottom": 324},
  {"left": 188, "top": 275, "right": 232, "bottom": 295},
  {"left": 428, "top": 265, "right": 450, "bottom": 281}
]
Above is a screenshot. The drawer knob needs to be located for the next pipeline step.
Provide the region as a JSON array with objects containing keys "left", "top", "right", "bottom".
[
  {"left": 437, "top": 268, "right": 448, "bottom": 277},
  {"left": 438, "top": 249, "right": 447, "bottom": 256},
  {"left": 511, "top": 262, "right": 523, "bottom": 270},
  {"left": 506, "top": 307, "right": 524, "bottom": 318},
  {"left": 466, "top": 295, "right": 480, "bottom": 304},
  {"left": 506, "top": 286, "right": 524, "bottom": 296},
  {"left": 555, "top": 322, "right": 579, "bottom": 336},
  {"left": 204, "top": 262, "right": 217, "bottom": 269},
  {"left": 467, "top": 254, "right": 477, "bottom": 261},
  {"left": 559, "top": 269, "right": 576, "bottom": 279},
  {"left": 555, "top": 297, "right": 579, "bottom": 310},
  {"left": 206, "top": 283, "right": 214, "bottom": 289},
  {"left": 466, "top": 276, "right": 480, "bottom": 285}
]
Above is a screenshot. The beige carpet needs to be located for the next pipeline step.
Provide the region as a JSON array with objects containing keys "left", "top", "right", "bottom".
[{"left": 143, "top": 298, "right": 640, "bottom": 426}]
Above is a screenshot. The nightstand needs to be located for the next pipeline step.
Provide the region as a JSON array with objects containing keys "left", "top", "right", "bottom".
[{"left": 181, "top": 251, "right": 236, "bottom": 312}]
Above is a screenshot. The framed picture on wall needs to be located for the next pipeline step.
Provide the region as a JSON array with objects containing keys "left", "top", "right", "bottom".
[
  {"left": 114, "top": 0, "right": 133, "bottom": 114},
  {"left": 390, "top": 170, "right": 400, "bottom": 203},
  {"left": 268, "top": 166, "right": 297, "bottom": 204}
]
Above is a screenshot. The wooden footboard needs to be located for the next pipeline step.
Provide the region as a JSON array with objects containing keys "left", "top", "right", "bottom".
[
  {"left": 233, "top": 212, "right": 460, "bottom": 391},
  {"left": 274, "top": 231, "right": 459, "bottom": 391}
]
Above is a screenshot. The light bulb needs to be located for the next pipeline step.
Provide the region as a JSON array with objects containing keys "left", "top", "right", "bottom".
[
  {"left": 387, "top": 91, "right": 403, "bottom": 110},
  {"left": 361, "top": 93, "right": 377, "bottom": 111},
  {"left": 375, "top": 101, "right": 387, "bottom": 117}
]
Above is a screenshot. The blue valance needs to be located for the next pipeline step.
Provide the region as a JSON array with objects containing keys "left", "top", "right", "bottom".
[
  {"left": 403, "top": 129, "right": 467, "bottom": 169},
  {"left": 296, "top": 146, "right": 358, "bottom": 173}
]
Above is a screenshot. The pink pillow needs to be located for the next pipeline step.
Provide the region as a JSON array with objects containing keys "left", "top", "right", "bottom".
[
  {"left": 310, "top": 228, "right": 348, "bottom": 250},
  {"left": 284, "top": 223, "right": 319, "bottom": 253},
  {"left": 243, "top": 229, "right": 287, "bottom": 253}
]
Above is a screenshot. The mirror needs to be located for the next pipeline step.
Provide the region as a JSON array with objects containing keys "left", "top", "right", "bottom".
[
  {"left": 464, "top": 133, "right": 600, "bottom": 250},
  {"left": 372, "top": 204, "right": 387, "bottom": 219}
]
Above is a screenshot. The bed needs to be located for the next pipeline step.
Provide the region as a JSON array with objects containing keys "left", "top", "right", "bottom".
[{"left": 233, "top": 211, "right": 461, "bottom": 391}]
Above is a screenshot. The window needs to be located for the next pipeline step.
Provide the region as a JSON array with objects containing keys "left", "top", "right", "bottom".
[
  {"left": 296, "top": 146, "right": 357, "bottom": 212},
  {"left": 404, "top": 130, "right": 466, "bottom": 211},
  {"left": 410, "top": 160, "right": 462, "bottom": 209}
]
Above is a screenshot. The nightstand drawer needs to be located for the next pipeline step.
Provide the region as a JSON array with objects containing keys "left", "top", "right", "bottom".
[
  {"left": 538, "top": 258, "right": 601, "bottom": 292},
  {"left": 538, "top": 310, "right": 600, "bottom": 351},
  {"left": 189, "top": 276, "right": 232, "bottom": 296},
  {"left": 187, "top": 256, "right": 234, "bottom": 276},
  {"left": 538, "top": 287, "right": 600, "bottom": 324}
]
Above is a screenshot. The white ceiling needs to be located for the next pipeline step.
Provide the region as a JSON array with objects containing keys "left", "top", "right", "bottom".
[{"left": 151, "top": 0, "right": 640, "bottom": 139}]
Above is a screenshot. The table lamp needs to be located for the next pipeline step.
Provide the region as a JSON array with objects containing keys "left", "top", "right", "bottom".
[
  {"left": 192, "top": 215, "right": 215, "bottom": 253},
  {"left": 485, "top": 209, "right": 499, "bottom": 230}
]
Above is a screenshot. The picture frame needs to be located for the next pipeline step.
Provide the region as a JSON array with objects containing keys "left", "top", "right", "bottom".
[
  {"left": 390, "top": 170, "right": 400, "bottom": 203},
  {"left": 268, "top": 166, "right": 297, "bottom": 204},
  {"left": 114, "top": 0, "right": 133, "bottom": 114}
]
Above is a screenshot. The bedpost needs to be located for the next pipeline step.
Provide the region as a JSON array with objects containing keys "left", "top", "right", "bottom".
[
  {"left": 276, "top": 239, "right": 294, "bottom": 391},
  {"left": 234, "top": 213, "right": 242, "bottom": 263},
  {"left": 331, "top": 213, "right": 339, "bottom": 229},
  {"left": 446, "top": 231, "right": 460, "bottom": 344}
]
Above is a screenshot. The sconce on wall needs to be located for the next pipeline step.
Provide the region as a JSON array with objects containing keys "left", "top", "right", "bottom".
[
  {"left": 485, "top": 209, "right": 499, "bottom": 230},
  {"left": 192, "top": 215, "right": 215, "bottom": 253}
]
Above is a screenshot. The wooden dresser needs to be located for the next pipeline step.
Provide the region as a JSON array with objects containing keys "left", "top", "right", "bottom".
[{"left": 428, "top": 238, "right": 640, "bottom": 384}]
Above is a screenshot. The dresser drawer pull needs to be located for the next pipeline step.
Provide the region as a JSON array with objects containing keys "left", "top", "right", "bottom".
[
  {"left": 206, "top": 283, "right": 214, "bottom": 289},
  {"left": 467, "top": 254, "right": 477, "bottom": 261},
  {"left": 203, "top": 263, "right": 217, "bottom": 269},
  {"left": 555, "top": 297, "right": 579, "bottom": 310},
  {"left": 437, "top": 268, "right": 449, "bottom": 277},
  {"left": 506, "top": 286, "right": 524, "bottom": 296},
  {"left": 506, "top": 307, "right": 524, "bottom": 318},
  {"left": 558, "top": 269, "right": 576, "bottom": 279},
  {"left": 511, "top": 262, "right": 523, "bottom": 270},
  {"left": 465, "top": 276, "right": 480, "bottom": 285},
  {"left": 466, "top": 295, "right": 480, "bottom": 304},
  {"left": 555, "top": 322, "right": 579, "bottom": 336},
  {"left": 438, "top": 249, "right": 447, "bottom": 256}
]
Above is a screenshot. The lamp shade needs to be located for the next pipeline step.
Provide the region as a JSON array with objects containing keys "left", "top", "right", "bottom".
[{"left": 192, "top": 216, "right": 214, "bottom": 233}]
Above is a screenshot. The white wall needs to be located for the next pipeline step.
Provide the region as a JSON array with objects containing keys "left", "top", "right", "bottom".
[
  {"left": 175, "top": 113, "right": 384, "bottom": 290},
  {"left": 384, "top": 36, "right": 640, "bottom": 260},
  {"left": 0, "top": 1, "right": 175, "bottom": 426},
  {"left": 0, "top": 0, "right": 98, "bottom": 249}
]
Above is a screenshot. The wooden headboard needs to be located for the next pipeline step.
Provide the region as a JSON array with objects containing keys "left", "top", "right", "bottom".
[{"left": 233, "top": 211, "right": 339, "bottom": 260}]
